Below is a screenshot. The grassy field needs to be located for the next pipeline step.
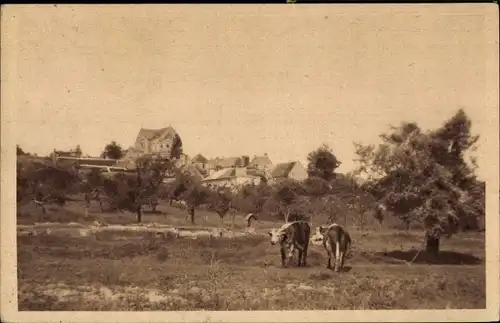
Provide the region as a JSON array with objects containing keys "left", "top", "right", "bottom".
[{"left": 17, "top": 200, "right": 486, "bottom": 311}]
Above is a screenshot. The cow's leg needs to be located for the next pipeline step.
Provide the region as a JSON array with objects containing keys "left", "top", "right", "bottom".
[
  {"left": 287, "top": 245, "right": 295, "bottom": 268},
  {"left": 324, "top": 242, "right": 333, "bottom": 269},
  {"left": 297, "top": 247, "right": 303, "bottom": 267},
  {"left": 334, "top": 241, "right": 341, "bottom": 272},
  {"left": 339, "top": 250, "right": 345, "bottom": 271},
  {"left": 326, "top": 252, "right": 333, "bottom": 269},
  {"left": 280, "top": 246, "right": 286, "bottom": 267},
  {"left": 339, "top": 241, "right": 347, "bottom": 271},
  {"left": 302, "top": 244, "right": 309, "bottom": 267}
]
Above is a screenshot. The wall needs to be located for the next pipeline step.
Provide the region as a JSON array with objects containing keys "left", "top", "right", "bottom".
[
  {"left": 202, "top": 176, "right": 260, "bottom": 188},
  {"left": 288, "top": 163, "right": 308, "bottom": 181}
]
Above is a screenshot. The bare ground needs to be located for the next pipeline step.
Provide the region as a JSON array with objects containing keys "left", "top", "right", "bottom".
[{"left": 17, "top": 201, "right": 486, "bottom": 311}]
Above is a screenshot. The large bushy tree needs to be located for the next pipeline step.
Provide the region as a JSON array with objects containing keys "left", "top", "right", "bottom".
[
  {"left": 101, "top": 141, "right": 124, "bottom": 159},
  {"left": 353, "top": 109, "right": 484, "bottom": 258},
  {"left": 307, "top": 144, "right": 341, "bottom": 181}
]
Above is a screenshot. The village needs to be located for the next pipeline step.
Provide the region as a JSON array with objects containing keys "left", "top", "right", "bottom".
[{"left": 50, "top": 125, "right": 312, "bottom": 190}]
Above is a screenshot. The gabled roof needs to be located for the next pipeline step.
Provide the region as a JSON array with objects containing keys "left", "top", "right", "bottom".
[
  {"left": 249, "top": 155, "right": 273, "bottom": 168},
  {"left": 271, "top": 161, "right": 297, "bottom": 179},
  {"left": 202, "top": 167, "right": 259, "bottom": 182},
  {"left": 246, "top": 167, "right": 273, "bottom": 179},
  {"left": 180, "top": 163, "right": 203, "bottom": 180},
  {"left": 136, "top": 126, "right": 177, "bottom": 141},
  {"left": 207, "top": 156, "right": 242, "bottom": 168},
  {"left": 192, "top": 154, "right": 208, "bottom": 163}
]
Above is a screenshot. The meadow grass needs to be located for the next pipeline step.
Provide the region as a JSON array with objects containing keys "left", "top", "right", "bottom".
[{"left": 17, "top": 201, "right": 486, "bottom": 310}]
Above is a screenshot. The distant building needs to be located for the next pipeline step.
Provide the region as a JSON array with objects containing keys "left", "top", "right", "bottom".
[
  {"left": 270, "top": 161, "right": 308, "bottom": 183},
  {"left": 201, "top": 167, "right": 261, "bottom": 189},
  {"left": 191, "top": 154, "right": 209, "bottom": 176},
  {"left": 178, "top": 163, "right": 204, "bottom": 181},
  {"left": 248, "top": 153, "right": 274, "bottom": 171},
  {"left": 116, "top": 126, "right": 183, "bottom": 170},
  {"left": 133, "top": 126, "right": 182, "bottom": 159},
  {"left": 51, "top": 147, "right": 82, "bottom": 159},
  {"left": 206, "top": 156, "right": 250, "bottom": 175}
]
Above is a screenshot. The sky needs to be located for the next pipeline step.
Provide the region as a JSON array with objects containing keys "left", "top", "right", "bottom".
[{"left": 4, "top": 4, "right": 498, "bottom": 180}]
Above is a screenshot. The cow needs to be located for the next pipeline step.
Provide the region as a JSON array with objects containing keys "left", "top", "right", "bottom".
[
  {"left": 310, "top": 223, "right": 352, "bottom": 272},
  {"left": 268, "top": 221, "right": 311, "bottom": 268}
]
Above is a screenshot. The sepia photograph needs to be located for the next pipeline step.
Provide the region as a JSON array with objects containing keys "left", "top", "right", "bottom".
[{"left": 1, "top": 3, "right": 499, "bottom": 323}]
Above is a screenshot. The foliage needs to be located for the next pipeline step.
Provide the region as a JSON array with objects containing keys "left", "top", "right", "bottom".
[
  {"left": 164, "top": 170, "right": 200, "bottom": 202},
  {"left": 95, "top": 155, "right": 175, "bottom": 222},
  {"left": 206, "top": 186, "right": 235, "bottom": 219},
  {"left": 352, "top": 109, "right": 484, "bottom": 250},
  {"left": 262, "top": 179, "right": 309, "bottom": 222},
  {"left": 170, "top": 133, "right": 184, "bottom": 160},
  {"left": 16, "top": 158, "right": 84, "bottom": 210},
  {"left": 17, "top": 145, "right": 26, "bottom": 155},
  {"left": 302, "top": 176, "right": 332, "bottom": 197},
  {"left": 306, "top": 144, "right": 341, "bottom": 181},
  {"left": 232, "top": 182, "right": 272, "bottom": 215},
  {"left": 100, "top": 141, "right": 124, "bottom": 160}
]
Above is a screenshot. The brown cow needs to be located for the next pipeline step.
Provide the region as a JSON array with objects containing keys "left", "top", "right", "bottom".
[
  {"left": 268, "top": 221, "right": 311, "bottom": 268},
  {"left": 311, "top": 223, "right": 352, "bottom": 272}
]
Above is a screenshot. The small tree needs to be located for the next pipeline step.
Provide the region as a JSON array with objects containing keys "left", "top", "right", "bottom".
[
  {"left": 106, "top": 155, "right": 174, "bottom": 223},
  {"left": 206, "top": 186, "right": 235, "bottom": 228},
  {"left": 182, "top": 182, "right": 212, "bottom": 224},
  {"left": 101, "top": 141, "right": 124, "bottom": 159},
  {"left": 307, "top": 144, "right": 341, "bottom": 181}
]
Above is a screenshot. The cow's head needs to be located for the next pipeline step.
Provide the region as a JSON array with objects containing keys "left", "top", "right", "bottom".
[
  {"left": 268, "top": 228, "right": 285, "bottom": 245},
  {"left": 310, "top": 226, "right": 327, "bottom": 246}
]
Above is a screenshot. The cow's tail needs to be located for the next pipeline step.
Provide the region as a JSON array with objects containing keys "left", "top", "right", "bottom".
[{"left": 335, "top": 238, "right": 341, "bottom": 265}]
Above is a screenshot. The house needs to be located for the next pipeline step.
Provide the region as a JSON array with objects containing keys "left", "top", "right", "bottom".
[
  {"left": 201, "top": 167, "right": 261, "bottom": 189},
  {"left": 206, "top": 156, "right": 250, "bottom": 174},
  {"left": 246, "top": 167, "right": 274, "bottom": 182},
  {"left": 248, "top": 153, "right": 273, "bottom": 171},
  {"left": 192, "top": 154, "right": 208, "bottom": 164},
  {"left": 174, "top": 153, "right": 191, "bottom": 168},
  {"left": 51, "top": 147, "right": 82, "bottom": 159},
  {"left": 191, "top": 154, "right": 210, "bottom": 174},
  {"left": 114, "top": 147, "right": 138, "bottom": 169},
  {"left": 134, "top": 126, "right": 182, "bottom": 159},
  {"left": 115, "top": 126, "right": 184, "bottom": 170},
  {"left": 270, "top": 161, "right": 308, "bottom": 183}
]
